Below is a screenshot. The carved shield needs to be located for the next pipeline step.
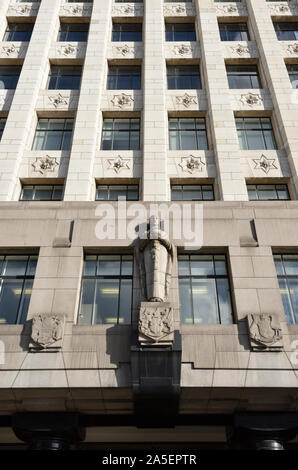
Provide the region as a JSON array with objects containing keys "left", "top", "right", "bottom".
[
  {"left": 31, "top": 314, "right": 64, "bottom": 349},
  {"left": 248, "top": 313, "right": 283, "bottom": 349},
  {"left": 139, "top": 305, "right": 174, "bottom": 343}
]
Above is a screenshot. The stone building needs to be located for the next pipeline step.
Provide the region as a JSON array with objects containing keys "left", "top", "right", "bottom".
[{"left": 0, "top": 0, "right": 298, "bottom": 451}]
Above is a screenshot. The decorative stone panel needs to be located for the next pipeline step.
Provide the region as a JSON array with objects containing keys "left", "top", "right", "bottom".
[
  {"left": 247, "top": 313, "right": 283, "bottom": 351},
  {"left": 0, "top": 42, "right": 28, "bottom": 59},
  {"left": 138, "top": 302, "right": 174, "bottom": 346},
  {"left": 54, "top": 42, "right": 87, "bottom": 59},
  {"left": 165, "top": 42, "right": 201, "bottom": 60},
  {"left": 163, "top": 3, "right": 196, "bottom": 17},
  {"left": 95, "top": 151, "right": 142, "bottom": 178},
  {"left": 37, "top": 91, "right": 79, "bottom": 111},
  {"left": 18, "top": 152, "right": 69, "bottom": 179},
  {"left": 167, "top": 150, "right": 216, "bottom": 179},
  {"left": 109, "top": 43, "right": 144, "bottom": 59},
  {"left": 59, "top": 2, "right": 93, "bottom": 17},
  {"left": 167, "top": 90, "right": 207, "bottom": 111},
  {"left": 112, "top": 2, "right": 143, "bottom": 17},
  {"left": 7, "top": 2, "right": 40, "bottom": 17},
  {"left": 230, "top": 90, "right": 272, "bottom": 111},
  {"left": 240, "top": 150, "right": 291, "bottom": 179},
  {"left": 215, "top": 2, "right": 248, "bottom": 16},
  {"left": 102, "top": 90, "right": 142, "bottom": 111},
  {"left": 267, "top": 2, "right": 298, "bottom": 16},
  {"left": 223, "top": 41, "right": 259, "bottom": 59},
  {"left": 29, "top": 313, "right": 66, "bottom": 351}
]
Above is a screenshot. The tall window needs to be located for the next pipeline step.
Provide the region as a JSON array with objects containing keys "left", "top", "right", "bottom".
[
  {"left": 0, "top": 119, "right": 6, "bottom": 140},
  {"left": 101, "top": 118, "right": 140, "bottom": 150},
  {"left": 236, "top": 117, "right": 277, "bottom": 150},
  {"left": 247, "top": 184, "right": 290, "bottom": 201},
  {"left": 58, "top": 23, "right": 89, "bottom": 42},
  {"left": 0, "top": 255, "right": 37, "bottom": 324},
  {"left": 286, "top": 64, "right": 298, "bottom": 88},
  {"left": 78, "top": 254, "right": 133, "bottom": 325},
  {"left": 274, "top": 255, "right": 298, "bottom": 324},
  {"left": 32, "top": 118, "right": 73, "bottom": 151},
  {"left": 3, "top": 23, "right": 34, "bottom": 42},
  {"left": 226, "top": 64, "right": 261, "bottom": 89},
  {"left": 0, "top": 66, "right": 21, "bottom": 89},
  {"left": 219, "top": 23, "right": 250, "bottom": 41},
  {"left": 178, "top": 254, "right": 233, "bottom": 324},
  {"left": 274, "top": 22, "right": 298, "bottom": 41},
  {"left": 20, "top": 185, "right": 63, "bottom": 201},
  {"left": 96, "top": 184, "right": 139, "bottom": 201},
  {"left": 165, "top": 23, "right": 196, "bottom": 41},
  {"left": 167, "top": 65, "right": 201, "bottom": 89},
  {"left": 107, "top": 66, "right": 141, "bottom": 90},
  {"left": 169, "top": 118, "right": 208, "bottom": 150},
  {"left": 47, "top": 66, "right": 82, "bottom": 90},
  {"left": 112, "top": 23, "right": 142, "bottom": 42}
]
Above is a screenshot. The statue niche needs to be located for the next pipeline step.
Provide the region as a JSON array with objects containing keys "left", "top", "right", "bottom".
[{"left": 135, "top": 217, "right": 175, "bottom": 345}]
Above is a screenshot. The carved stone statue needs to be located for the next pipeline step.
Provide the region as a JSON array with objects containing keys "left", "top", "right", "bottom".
[
  {"left": 135, "top": 216, "right": 174, "bottom": 302},
  {"left": 247, "top": 313, "right": 283, "bottom": 351},
  {"left": 135, "top": 217, "right": 175, "bottom": 345}
]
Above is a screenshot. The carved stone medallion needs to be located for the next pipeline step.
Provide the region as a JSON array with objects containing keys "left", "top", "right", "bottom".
[
  {"left": 107, "top": 155, "right": 131, "bottom": 174},
  {"left": 253, "top": 154, "right": 278, "bottom": 174},
  {"left": 179, "top": 155, "right": 205, "bottom": 174},
  {"left": 111, "top": 93, "right": 134, "bottom": 108},
  {"left": 32, "top": 156, "right": 59, "bottom": 175},
  {"left": 247, "top": 313, "right": 283, "bottom": 351},
  {"left": 138, "top": 302, "right": 174, "bottom": 345},
  {"left": 30, "top": 313, "right": 66, "bottom": 350}
]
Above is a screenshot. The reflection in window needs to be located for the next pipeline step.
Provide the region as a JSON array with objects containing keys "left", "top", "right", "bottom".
[
  {"left": 58, "top": 23, "right": 89, "bottom": 42},
  {"left": 167, "top": 65, "right": 201, "bottom": 89},
  {"left": 0, "top": 66, "right": 21, "bottom": 89},
  {"left": 274, "top": 255, "right": 298, "bottom": 324},
  {"left": 236, "top": 117, "right": 277, "bottom": 150},
  {"left": 169, "top": 118, "right": 208, "bottom": 150},
  {"left": 20, "top": 185, "right": 63, "bottom": 201},
  {"left": 171, "top": 184, "right": 214, "bottom": 201},
  {"left": 101, "top": 118, "right": 140, "bottom": 150},
  {"left": 4, "top": 23, "right": 34, "bottom": 42},
  {"left": 112, "top": 23, "right": 142, "bottom": 42},
  {"left": 219, "top": 23, "right": 250, "bottom": 42},
  {"left": 47, "top": 66, "right": 82, "bottom": 90},
  {"left": 96, "top": 184, "right": 139, "bottom": 201},
  {"left": 178, "top": 254, "right": 233, "bottom": 324},
  {"left": 78, "top": 254, "right": 133, "bottom": 325},
  {"left": 32, "top": 118, "right": 74, "bottom": 151},
  {"left": 0, "top": 255, "right": 37, "bottom": 324},
  {"left": 165, "top": 23, "right": 196, "bottom": 42},
  {"left": 247, "top": 184, "right": 290, "bottom": 201}
]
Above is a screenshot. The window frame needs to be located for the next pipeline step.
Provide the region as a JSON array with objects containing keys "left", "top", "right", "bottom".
[{"left": 78, "top": 254, "right": 134, "bottom": 325}]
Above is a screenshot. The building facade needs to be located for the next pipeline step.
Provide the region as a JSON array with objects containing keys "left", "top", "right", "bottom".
[{"left": 0, "top": 0, "right": 298, "bottom": 450}]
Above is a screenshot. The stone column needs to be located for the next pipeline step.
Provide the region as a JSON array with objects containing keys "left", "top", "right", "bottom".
[
  {"left": 0, "top": 0, "right": 61, "bottom": 201},
  {"left": 63, "top": 0, "right": 112, "bottom": 201},
  {"left": 195, "top": 0, "right": 248, "bottom": 201},
  {"left": 246, "top": 0, "right": 298, "bottom": 196},
  {"left": 142, "top": 0, "right": 168, "bottom": 201}
]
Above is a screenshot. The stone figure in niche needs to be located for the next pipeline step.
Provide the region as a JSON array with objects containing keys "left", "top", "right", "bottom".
[{"left": 135, "top": 216, "right": 174, "bottom": 302}]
